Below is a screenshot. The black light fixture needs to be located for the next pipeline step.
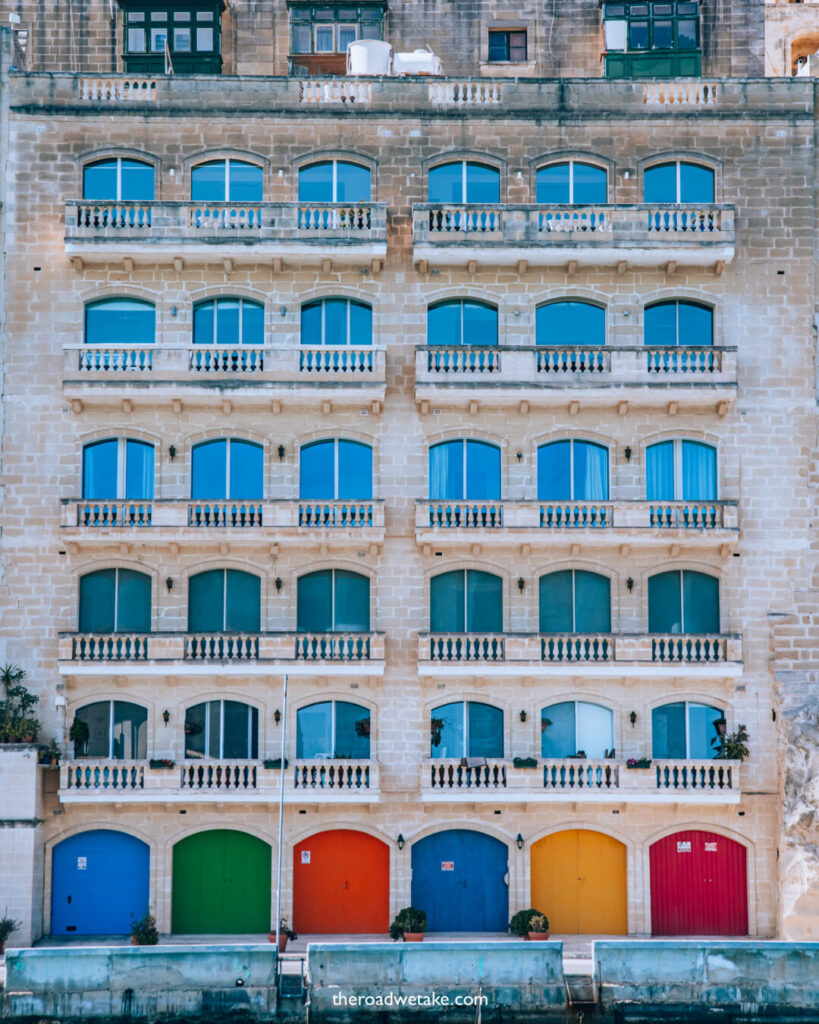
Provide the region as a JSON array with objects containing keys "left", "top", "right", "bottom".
[
  {"left": 274, "top": 709, "right": 282, "bottom": 725},
  {"left": 169, "top": 444, "right": 177, "bottom": 462},
  {"left": 275, "top": 577, "right": 283, "bottom": 592},
  {"left": 626, "top": 577, "right": 634, "bottom": 592},
  {"left": 515, "top": 833, "right": 524, "bottom": 851},
  {"left": 519, "top": 710, "right": 527, "bottom": 723},
  {"left": 624, "top": 446, "right": 632, "bottom": 462},
  {"left": 516, "top": 451, "right": 523, "bottom": 462},
  {"left": 629, "top": 710, "right": 637, "bottom": 727},
  {"left": 277, "top": 444, "right": 286, "bottom": 461},
  {"left": 162, "top": 709, "right": 170, "bottom": 726},
  {"left": 166, "top": 577, "right": 174, "bottom": 592},
  {"left": 397, "top": 834, "right": 405, "bottom": 851},
  {"left": 715, "top": 717, "right": 728, "bottom": 738},
  {"left": 517, "top": 577, "right": 525, "bottom": 592}
]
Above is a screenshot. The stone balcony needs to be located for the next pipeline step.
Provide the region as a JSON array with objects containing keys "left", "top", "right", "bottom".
[
  {"left": 61, "top": 498, "right": 385, "bottom": 553},
  {"left": 415, "top": 346, "right": 736, "bottom": 414},
  {"left": 59, "top": 757, "right": 379, "bottom": 804},
  {"left": 64, "top": 201, "right": 387, "bottom": 268},
  {"left": 57, "top": 632, "right": 385, "bottom": 677},
  {"left": 62, "top": 345, "right": 386, "bottom": 412},
  {"left": 415, "top": 499, "right": 738, "bottom": 554},
  {"left": 420, "top": 757, "right": 740, "bottom": 804},
  {"left": 417, "top": 633, "right": 742, "bottom": 679},
  {"left": 412, "top": 204, "right": 735, "bottom": 271}
]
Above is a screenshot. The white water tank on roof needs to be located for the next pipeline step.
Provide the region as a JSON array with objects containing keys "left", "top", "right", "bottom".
[
  {"left": 393, "top": 46, "right": 444, "bottom": 76},
  {"left": 347, "top": 39, "right": 393, "bottom": 75}
]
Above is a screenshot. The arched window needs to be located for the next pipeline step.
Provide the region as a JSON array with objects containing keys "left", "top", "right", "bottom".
[
  {"left": 648, "top": 570, "right": 719, "bottom": 634},
  {"left": 300, "top": 439, "right": 372, "bottom": 499},
  {"left": 429, "top": 440, "right": 500, "bottom": 500},
  {"left": 429, "top": 161, "right": 500, "bottom": 203},
  {"left": 297, "top": 570, "right": 370, "bottom": 632},
  {"left": 191, "top": 439, "right": 263, "bottom": 499},
  {"left": 184, "top": 700, "right": 258, "bottom": 760},
  {"left": 191, "top": 159, "right": 263, "bottom": 202},
  {"left": 83, "top": 158, "right": 155, "bottom": 201},
  {"left": 298, "top": 161, "right": 371, "bottom": 202},
  {"left": 297, "top": 701, "right": 370, "bottom": 759},
  {"left": 536, "top": 162, "right": 607, "bottom": 204},
  {"left": 644, "top": 301, "right": 712, "bottom": 346},
  {"left": 541, "top": 701, "right": 613, "bottom": 759},
  {"left": 72, "top": 700, "right": 147, "bottom": 759},
  {"left": 652, "top": 701, "right": 723, "bottom": 760},
  {"left": 538, "top": 440, "right": 609, "bottom": 501},
  {"left": 430, "top": 570, "right": 502, "bottom": 633},
  {"left": 536, "top": 301, "right": 605, "bottom": 346},
  {"left": 430, "top": 701, "right": 503, "bottom": 758},
  {"left": 188, "top": 569, "right": 261, "bottom": 632},
  {"left": 301, "top": 299, "right": 372, "bottom": 346},
  {"left": 79, "top": 569, "right": 151, "bottom": 633},
  {"left": 193, "top": 298, "right": 263, "bottom": 346},
  {"left": 646, "top": 440, "right": 716, "bottom": 501},
  {"left": 427, "top": 300, "right": 498, "bottom": 347},
  {"left": 539, "top": 570, "right": 611, "bottom": 633},
  {"left": 83, "top": 439, "right": 154, "bottom": 500},
  {"left": 85, "top": 299, "right": 155, "bottom": 346},
  {"left": 644, "top": 161, "right": 714, "bottom": 203}
]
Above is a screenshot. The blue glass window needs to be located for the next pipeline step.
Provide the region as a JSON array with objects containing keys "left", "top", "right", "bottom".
[
  {"left": 646, "top": 440, "right": 717, "bottom": 501},
  {"left": 191, "top": 439, "right": 263, "bottom": 500},
  {"left": 83, "top": 158, "right": 155, "bottom": 201},
  {"left": 79, "top": 568, "right": 151, "bottom": 633},
  {"left": 73, "top": 700, "right": 148, "bottom": 760},
  {"left": 188, "top": 569, "right": 261, "bottom": 632},
  {"left": 652, "top": 701, "right": 722, "bottom": 760},
  {"left": 85, "top": 299, "right": 155, "bottom": 345},
  {"left": 300, "top": 439, "right": 373, "bottom": 499},
  {"left": 83, "top": 438, "right": 154, "bottom": 500},
  {"left": 644, "top": 301, "right": 712, "bottom": 346},
  {"left": 430, "top": 570, "right": 502, "bottom": 632},
  {"left": 648, "top": 570, "right": 719, "bottom": 634},
  {"left": 536, "top": 301, "right": 605, "bottom": 346},
  {"left": 298, "top": 161, "right": 371, "bottom": 202},
  {"left": 301, "top": 299, "right": 372, "bottom": 346},
  {"left": 297, "top": 569, "right": 370, "bottom": 632},
  {"left": 536, "top": 162, "right": 607, "bottom": 204},
  {"left": 296, "top": 701, "right": 371, "bottom": 759},
  {"left": 184, "top": 700, "right": 259, "bottom": 760},
  {"left": 428, "top": 162, "right": 500, "bottom": 203},
  {"left": 430, "top": 701, "right": 503, "bottom": 758},
  {"left": 191, "top": 160, "right": 263, "bottom": 202},
  {"left": 541, "top": 701, "right": 614, "bottom": 759},
  {"left": 429, "top": 440, "right": 500, "bottom": 500},
  {"left": 539, "top": 570, "right": 611, "bottom": 633},
  {"left": 193, "top": 298, "right": 264, "bottom": 345},
  {"left": 644, "top": 161, "right": 714, "bottom": 203},
  {"left": 538, "top": 440, "right": 609, "bottom": 500},
  {"left": 427, "top": 300, "right": 498, "bottom": 346}
]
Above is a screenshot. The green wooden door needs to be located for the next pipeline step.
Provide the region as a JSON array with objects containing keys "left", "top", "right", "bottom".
[{"left": 172, "top": 830, "right": 271, "bottom": 934}]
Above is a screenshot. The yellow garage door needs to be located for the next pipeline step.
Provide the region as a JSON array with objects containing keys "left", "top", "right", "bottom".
[{"left": 531, "top": 829, "right": 627, "bottom": 934}]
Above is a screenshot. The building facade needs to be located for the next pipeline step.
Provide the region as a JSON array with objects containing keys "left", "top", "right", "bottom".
[{"left": 0, "top": 0, "right": 817, "bottom": 946}]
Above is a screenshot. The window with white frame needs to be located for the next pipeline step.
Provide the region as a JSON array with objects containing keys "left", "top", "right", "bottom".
[
  {"left": 646, "top": 440, "right": 717, "bottom": 501},
  {"left": 184, "top": 700, "right": 259, "bottom": 759},
  {"left": 83, "top": 438, "right": 154, "bottom": 500}
]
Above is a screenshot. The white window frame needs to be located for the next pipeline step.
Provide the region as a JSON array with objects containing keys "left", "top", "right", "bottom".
[
  {"left": 84, "top": 157, "right": 152, "bottom": 201},
  {"left": 85, "top": 437, "right": 153, "bottom": 500},
  {"left": 647, "top": 160, "right": 712, "bottom": 204},
  {"left": 539, "top": 438, "right": 610, "bottom": 501},
  {"left": 300, "top": 438, "right": 370, "bottom": 499},
  {"left": 542, "top": 700, "right": 614, "bottom": 755},
  {"left": 191, "top": 699, "right": 255, "bottom": 760},
  {"left": 654, "top": 700, "right": 722, "bottom": 758},
  {"left": 78, "top": 700, "right": 146, "bottom": 760},
  {"left": 304, "top": 298, "right": 363, "bottom": 345},
  {"left": 647, "top": 439, "right": 718, "bottom": 500},
  {"left": 195, "top": 298, "right": 263, "bottom": 346},
  {"left": 431, "top": 161, "right": 497, "bottom": 204},
  {"left": 431, "top": 700, "right": 502, "bottom": 759},
  {"left": 192, "top": 438, "right": 262, "bottom": 501},
  {"left": 193, "top": 158, "right": 260, "bottom": 202},
  {"left": 538, "top": 160, "right": 607, "bottom": 204},
  {"left": 301, "top": 161, "right": 370, "bottom": 203}
]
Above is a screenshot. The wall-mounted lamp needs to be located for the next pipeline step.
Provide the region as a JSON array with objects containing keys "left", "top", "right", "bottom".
[
  {"left": 397, "top": 834, "right": 405, "bottom": 851},
  {"left": 168, "top": 444, "right": 177, "bottom": 462},
  {"left": 624, "top": 446, "right": 632, "bottom": 462},
  {"left": 519, "top": 710, "right": 527, "bottom": 723},
  {"left": 166, "top": 577, "right": 174, "bottom": 592},
  {"left": 162, "top": 709, "right": 170, "bottom": 726},
  {"left": 517, "top": 577, "right": 525, "bottom": 593},
  {"left": 629, "top": 710, "right": 637, "bottom": 727},
  {"left": 274, "top": 709, "right": 282, "bottom": 725},
  {"left": 275, "top": 577, "right": 283, "bottom": 592},
  {"left": 626, "top": 577, "right": 634, "bottom": 592},
  {"left": 277, "top": 444, "right": 286, "bottom": 461},
  {"left": 516, "top": 451, "right": 523, "bottom": 462},
  {"left": 515, "top": 833, "right": 524, "bottom": 851},
  {"left": 171, "top": 306, "right": 178, "bottom": 317},
  {"left": 280, "top": 305, "right": 286, "bottom": 317}
]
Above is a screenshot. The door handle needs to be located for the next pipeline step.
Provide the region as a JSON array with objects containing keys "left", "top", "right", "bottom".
[{"left": 67, "top": 895, "right": 72, "bottom": 904}]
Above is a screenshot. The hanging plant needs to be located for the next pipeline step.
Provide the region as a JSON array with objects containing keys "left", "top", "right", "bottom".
[
  {"left": 712, "top": 724, "right": 749, "bottom": 762},
  {"left": 69, "top": 717, "right": 90, "bottom": 757},
  {"left": 540, "top": 717, "right": 552, "bottom": 733},
  {"left": 430, "top": 717, "right": 445, "bottom": 748},
  {"left": 354, "top": 718, "right": 370, "bottom": 737}
]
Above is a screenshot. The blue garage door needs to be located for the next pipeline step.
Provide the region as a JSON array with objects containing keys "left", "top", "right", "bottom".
[
  {"left": 411, "top": 829, "right": 508, "bottom": 931},
  {"left": 52, "top": 830, "right": 149, "bottom": 935}
]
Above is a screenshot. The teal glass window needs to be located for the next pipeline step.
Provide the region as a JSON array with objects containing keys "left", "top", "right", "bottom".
[
  {"left": 430, "top": 570, "right": 503, "bottom": 633},
  {"left": 301, "top": 299, "right": 372, "bottom": 346},
  {"left": 539, "top": 570, "right": 611, "bottom": 633},
  {"left": 296, "top": 701, "right": 371, "bottom": 759},
  {"left": 85, "top": 299, "right": 155, "bottom": 345},
  {"left": 300, "top": 439, "right": 373, "bottom": 499},
  {"left": 290, "top": 6, "right": 383, "bottom": 55},
  {"left": 297, "top": 569, "right": 370, "bottom": 632},
  {"left": 191, "top": 439, "right": 263, "bottom": 500},
  {"left": 536, "top": 301, "right": 605, "bottom": 346},
  {"left": 73, "top": 700, "right": 148, "bottom": 759},
  {"left": 488, "top": 30, "right": 527, "bottom": 62},
  {"left": 429, "top": 162, "right": 500, "bottom": 204},
  {"left": 191, "top": 159, "right": 262, "bottom": 202},
  {"left": 298, "top": 161, "right": 371, "bottom": 202},
  {"left": 429, "top": 440, "right": 500, "bottom": 500},
  {"left": 184, "top": 700, "right": 258, "bottom": 759},
  {"left": 83, "top": 158, "right": 155, "bottom": 201},
  {"left": 538, "top": 440, "right": 609, "bottom": 501},
  {"left": 79, "top": 568, "right": 151, "bottom": 633},
  {"left": 193, "top": 298, "right": 263, "bottom": 346},
  {"left": 188, "top": 569, "right": 261, "bottom": 632},
  {"left": 648, "top": 569, "right": 719, "bottom": 633},
  {"left": 644, "top": 162, "right": 714, "bottom": 203},
  {"left": 430, "top": 701, "right": 503, "bottom": 758},
  {"left": 536, "top": 163, "right": 607, "bottom": 204},
  {"left": 644, "top": 301, "right": 712, "bottom": 346},
  {"left": 646, "top": 440, "right": 716, "bottom": 501},
  {"left": 652, "top": 701, "right": 722, "bottom": 759},
  {"left": 83, "top": 439, "right": 154, "bottom": 500},
  {"left": 427, "top": 300, "right": 498, "bottom": 346},
  {"left": 541, "top": 701, "right": 614, "bottom": 759}
]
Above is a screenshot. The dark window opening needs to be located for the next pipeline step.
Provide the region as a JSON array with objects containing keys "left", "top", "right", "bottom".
[{"left": 488, "top": 30, "right": 527, "bottom": 63}]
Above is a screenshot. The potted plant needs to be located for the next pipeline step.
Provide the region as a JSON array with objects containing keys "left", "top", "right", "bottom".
[
  {"left": 354, "top": 717, "right": 370, "bottom": 738},
  {"left": 263, "top": 758, "right": 288, "bottom": 770},
  {"left": 130, "top": 913, "right": 158, "bottom": 946},
  {"left": 148, "top": 758, "right": 175, "bottom": 769},
  {"left": 527, "top": 913, "right": 550, "bottom": 941},
  {"left": 430, "top": 717, "right": 445, "bottom": 748},
  {"left": 712, "top": 724, "right": 749, "bottom": 761},
  {"left": 0, "top": 666, "right": 40, "bottom": 745},
  {"left": 269, "top": 918, "right": 297, "bottom": 953},
  {"left": 389, "top": 906, "right": 427, "bottom": 942},
  {"left": 567, "top": 749, "right": 587, "bottom": 759},
  {"left": 509, "top": 908, "right": 547, "bottom": 940},
  {"left": 0, "top": 913, "right": 20, "bottom": 955},
  {"left": 513, "top": 757, "right": 538, "bottom": 769},
  {"left": 626, "top": 756, "right": 652, "bottom": 769},
  {"left": 69, "top": 716, "right": 90, "bottom": 757}
]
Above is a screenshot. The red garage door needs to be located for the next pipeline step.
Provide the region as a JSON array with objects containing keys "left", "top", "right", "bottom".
[
  {"left": 293, "top": 829, "right": 389, "bottom": 934},
  {"left": 650, "top": 829, "right": 748, "bottom": 936}
]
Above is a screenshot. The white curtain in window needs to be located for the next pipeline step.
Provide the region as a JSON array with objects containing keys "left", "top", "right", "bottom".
[
  {"left": 577, "top": 443, "right": 607, "bottom": 500},
  {"left": 682, "top": 442, "right": 716, "bottom": 500}
]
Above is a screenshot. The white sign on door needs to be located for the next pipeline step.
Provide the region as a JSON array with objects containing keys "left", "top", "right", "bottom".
[
  {"left": 77, "top": 856, "right": 87, "bottom": 870},
  {"left": 677, "top": 842, "right": 692, "bottom": 853},
  {"left": 704, "top": 842, "right": 718, "bottom": 852},
  {"left": 301, "top": 850, "right": 311, "bottom": 864},
  {"left": 441, "top": 861, "right": 454, "bottom": 871}
]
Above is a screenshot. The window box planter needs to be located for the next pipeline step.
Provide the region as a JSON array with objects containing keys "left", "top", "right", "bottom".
[
  {"left": 263, "top": 758, "right": 289, "bottom": 770},
  {"left": 626, "top": 758, "right": 652, "bottom": 770},
  {"left": 513, "top": 757, "right": 538, "bottom": 769},
  {"left": 148, "top": 758, "right": 175, "bottom": 769}
]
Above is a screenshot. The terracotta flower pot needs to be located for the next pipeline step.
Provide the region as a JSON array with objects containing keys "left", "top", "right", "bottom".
[
  {"left": 403, "top": 932, "right": 425, "bottom": 942},
  {"left": 130, "top": 936, "right": 138, "bottom": 945},
  {"left": 528, "top": 931, "right": 550, "bottom": 941},
  {"left": 278, "top": 934, "right": 289, "bottom": 954},
  {"left": 0, "top": 940, "right": 5, "bottom": 955}
]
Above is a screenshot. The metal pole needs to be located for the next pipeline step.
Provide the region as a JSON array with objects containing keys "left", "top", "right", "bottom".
[{"left": 275, "top": 673, "right": 288, "bottom": 949}]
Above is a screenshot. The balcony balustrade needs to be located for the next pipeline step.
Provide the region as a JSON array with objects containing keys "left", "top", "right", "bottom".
[
  {"left": 420, "top": 757, "right": 740, "bottom": 803},
  {"left": 65, "top": 201, "right": 387, "bottom": 266},
  {"left": 415, "top": 345, "right": 736, "bottom": 412},
  {"left": 418, "top": 632, "right": 742, "bottom": 678},
  {"left": 412, "top": 203, "right": 734, "bottom": 270},
  {"left": 58, "top": 631, "right": 385, "bottom": 677}
]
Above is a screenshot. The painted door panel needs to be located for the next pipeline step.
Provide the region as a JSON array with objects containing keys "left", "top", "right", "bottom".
[
  {"left": 531, "top": 830, "right": 627, "bottom": 934},
  {"left": 51, "top": 830, "right": 149, "bottom": 935},
  {"left": 293, "top": 830, "right": 389, "bottom": 934},
  {"left": 172, "top": 830, "right": 271, "bottom": 934},
  {"left": 411, "top": 830, "right": 508, "bottom": 931},
  {"left": 650, "top": 830, "right": 748, "bottom": 935}
]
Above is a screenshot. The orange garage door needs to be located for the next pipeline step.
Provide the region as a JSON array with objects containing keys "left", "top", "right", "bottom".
[
  {"left": 293, "top": 829, "right": 389, "bottom": 934},
  {"left": 531, "top": 829, "right": 627, "bottom": 934}
]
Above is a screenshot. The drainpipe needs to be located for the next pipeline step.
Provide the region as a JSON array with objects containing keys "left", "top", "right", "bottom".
[{"left": 275, "top": 673, "right": 288, "bottom": 950}]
